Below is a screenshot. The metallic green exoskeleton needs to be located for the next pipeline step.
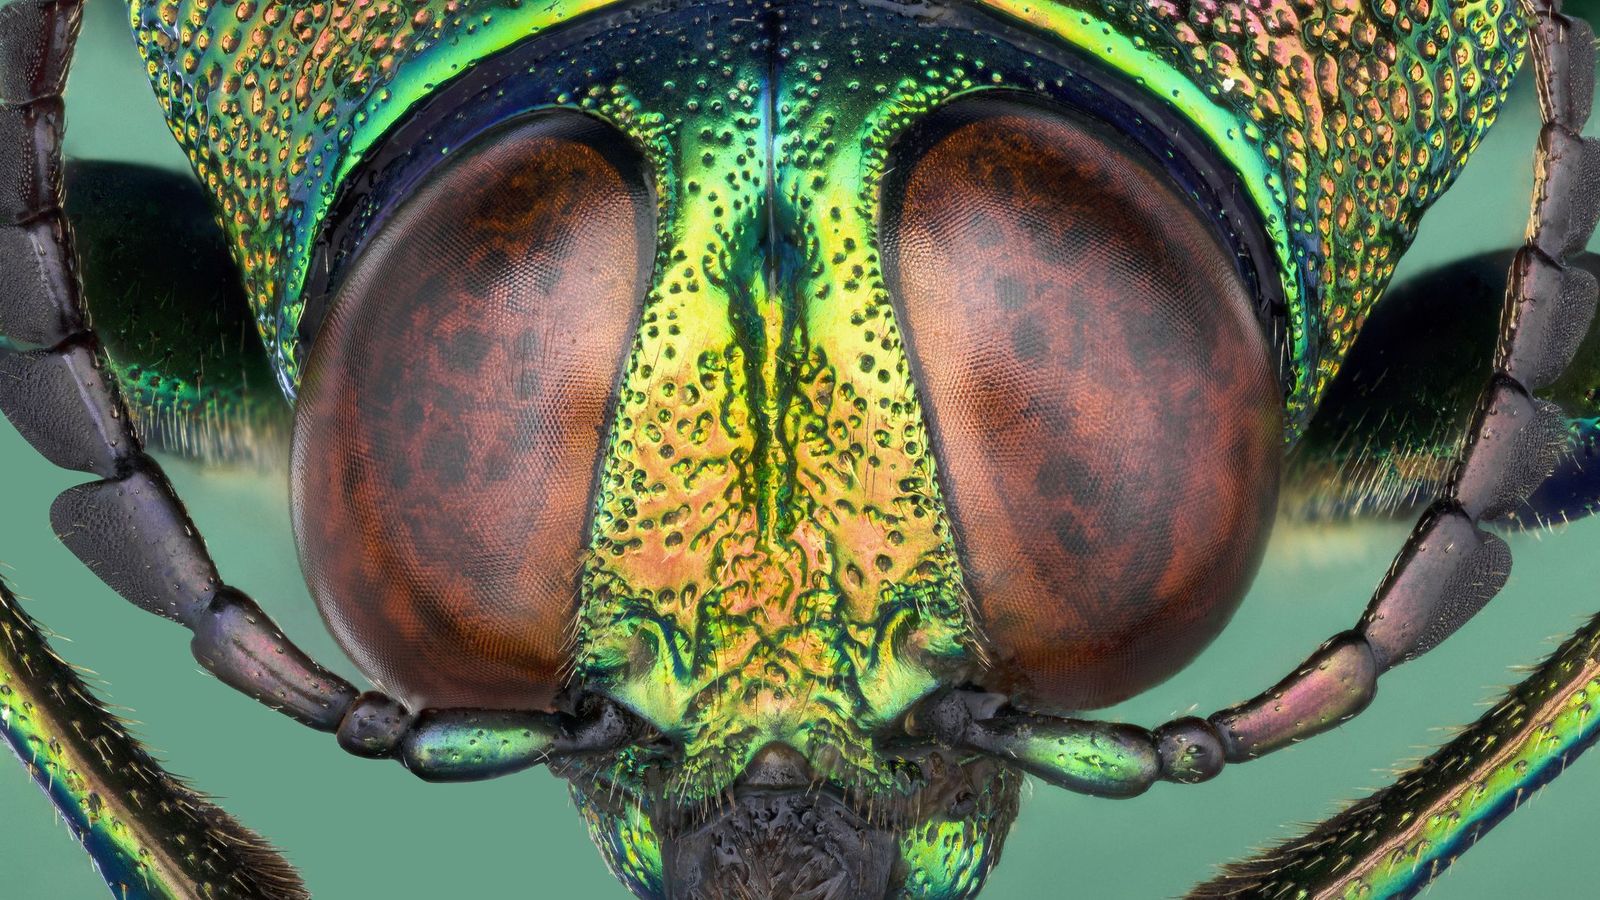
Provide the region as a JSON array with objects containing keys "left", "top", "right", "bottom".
[{"left": 3, "top": 0, "right": 1600, "bottom": 896}]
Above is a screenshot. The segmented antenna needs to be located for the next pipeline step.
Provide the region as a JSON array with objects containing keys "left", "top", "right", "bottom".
[
  {"left": 0, "top": 0, "right": 640, "bottom": 863},
  {"left": 0, "top": 2, "right": 307, "bottom": 895},
  {"left": 919, "top": 9, "right": 1600, "bottom": 889}
]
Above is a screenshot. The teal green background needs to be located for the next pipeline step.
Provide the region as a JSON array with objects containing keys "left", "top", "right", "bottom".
[{"left": 3, "top": 2, "right": 1600, "bottom": 896}]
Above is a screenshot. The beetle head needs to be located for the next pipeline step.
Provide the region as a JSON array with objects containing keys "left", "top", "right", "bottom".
[{"left": 281, "top": 2, "right": 1285, "bottom": 896}]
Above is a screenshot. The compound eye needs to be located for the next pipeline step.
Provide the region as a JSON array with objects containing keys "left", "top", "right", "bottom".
[
  {"left": 291, "top": 113, "right": 652, "bottom": 712},
  {"left": 882, "top": 97, "right": 1283, "bottom": 711}
]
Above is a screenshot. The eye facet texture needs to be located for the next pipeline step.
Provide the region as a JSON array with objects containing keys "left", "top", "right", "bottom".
[
  {"left": 883, "top": 98, "right": 1283, "bottom": 711},
  {"left": 291, "top": 113, "right": 652, "bottom": 712}
]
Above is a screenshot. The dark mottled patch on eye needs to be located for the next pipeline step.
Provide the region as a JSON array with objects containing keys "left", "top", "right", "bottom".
[
  {"left": 994, "top": 275, "right": 1028, "bottom": 311},
  {"left": 1033, "top": 453, "right": 1088, "bottom": 502},
  {"left": 443, "top": 326, "right": 489, "bottom": 374},
  {"left": 1048, "top": 512, "right": 1090, "bottom": 561},
  {"left": 1010, "top": 318, "right": 1047, "bottom": 361},
  {"left": 467, "top": 248, "right": 511, "bottom": 298},
  {"left": 422, "top": 429, "right": 471, "bottom": 487}
]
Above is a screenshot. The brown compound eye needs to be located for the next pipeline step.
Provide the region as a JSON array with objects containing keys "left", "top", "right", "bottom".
[
  {"left": 291, "top": 113, "right": 652, "bottom": 712},
  {"left": 882, "top": 98, "right": 1284, "bottom": 711}
]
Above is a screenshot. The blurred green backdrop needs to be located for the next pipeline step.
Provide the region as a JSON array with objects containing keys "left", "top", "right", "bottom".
[{"left": 4, "top": 2, "right": 1600, "bottom": 897}]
